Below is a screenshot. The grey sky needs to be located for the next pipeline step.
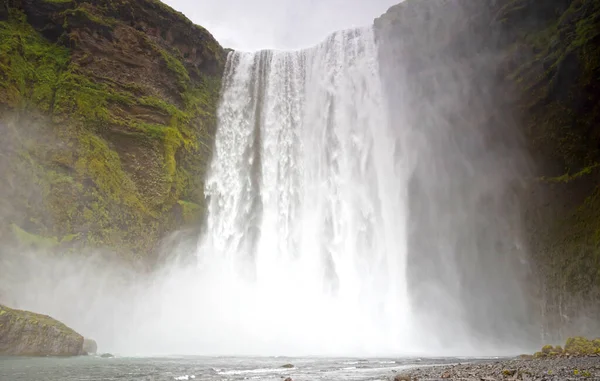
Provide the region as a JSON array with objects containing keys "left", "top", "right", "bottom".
[{"left": 162, "top": 0, "right": 401, "bottom": 51}]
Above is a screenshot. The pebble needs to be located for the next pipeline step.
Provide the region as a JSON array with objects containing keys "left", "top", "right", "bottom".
[{"left": 392, "top": 356, "right": 600, "bottom": 380}]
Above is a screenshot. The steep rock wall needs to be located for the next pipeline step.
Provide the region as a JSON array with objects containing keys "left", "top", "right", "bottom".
[
  {"left": 0, "top": 0, "right": 225, "bottom": 260},
  {"left": 375, "top": 0, "right": 600, "bottom": 341}
]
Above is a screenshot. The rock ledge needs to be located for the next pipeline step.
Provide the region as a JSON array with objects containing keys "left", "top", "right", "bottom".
[{"left": 0, "top": 304, "right": 84, "bottom": 356}]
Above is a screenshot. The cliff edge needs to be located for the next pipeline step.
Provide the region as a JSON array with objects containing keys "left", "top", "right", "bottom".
[{"left": 0, "top": 0, "right": 226, "bottom": 260}]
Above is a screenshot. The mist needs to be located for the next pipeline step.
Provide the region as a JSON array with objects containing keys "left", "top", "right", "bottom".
[
  {"left": 0, "top": 0, "right": 555, "bottom": 360},
  {"left": 161, "top": 0, "right": 401, "bottom": 50}
]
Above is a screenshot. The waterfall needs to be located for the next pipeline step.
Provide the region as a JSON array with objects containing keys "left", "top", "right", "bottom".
[
  {"left": 0, "top": 25, "right": 536, "bottom": 357},
  {"left": 196, "top": 27, "right": 415, "bottom": 355}
]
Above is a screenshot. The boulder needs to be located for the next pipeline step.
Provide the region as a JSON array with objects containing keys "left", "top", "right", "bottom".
[
  {"left": 83, "top": 338, "right": 98, "bottom": 355},
  {"left": 0, "top": 304, "right": 84, "bottom": 356}
]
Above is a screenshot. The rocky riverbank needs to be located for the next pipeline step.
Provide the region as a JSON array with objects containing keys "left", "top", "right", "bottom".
[
  {"left": 0, "top": 304, "right": 93, "bottom": 356},
  {"left": 394, "top": 356, "right": 600, "bottom": 380},
  {"left": 393, "top": 338, "right": 600, "bottom": 381}
]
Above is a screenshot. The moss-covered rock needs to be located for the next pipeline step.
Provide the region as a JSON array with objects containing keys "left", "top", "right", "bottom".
[
  {"left": 535, "top": 337, "right": 600, "bottom": 357},
  {"left": 0, "top": 0, "right": 225, "bottom": 260},
  {"left": 503, "top": 0, "right": 600, "bottom": 339},
  {"left": 565, "top": 336, "right": 600, "bottom": 355},
  {"left": 0, "top": 304, "right": 84, "bottom": 356}
]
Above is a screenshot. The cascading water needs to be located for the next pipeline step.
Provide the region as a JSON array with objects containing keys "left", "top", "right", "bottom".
[
  {"left": 195, "top": 27, "right": 415, "bottom": 356},
  {"left": 0, "top": 21, "right": 536, "bottom": 358}
]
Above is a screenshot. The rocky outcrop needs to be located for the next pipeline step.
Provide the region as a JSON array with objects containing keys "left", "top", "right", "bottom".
[
  {"left": 82, "top": 338, "right": 97, "bottom": 354},
  {"left": 0, "top": 304, "right": 84, "bottom": 356},
  {"left": 375, "top": 0, "right": 600, "bottom": 341},
  {"left": 0, "top": 0, "right": 225, "bottom": 260}
]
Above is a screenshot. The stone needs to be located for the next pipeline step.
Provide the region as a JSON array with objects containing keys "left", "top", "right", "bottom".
[
  {"left": 281, "top": 364, "right": 294, "bottom": 368},
  {"left": 82, "top": 338, "right": 98, "bottom": 355},
  {"left": 0, "top": 304, "right": 84, "bottom": 356}
]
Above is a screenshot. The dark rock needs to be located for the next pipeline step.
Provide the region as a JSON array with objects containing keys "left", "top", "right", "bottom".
[
  {"left": 100, "top": 353, "right": 114, "bottom": 358},
  {"left": 281, "top": 364, "right": 294, "bottom": 368},
  {"left": 374, "top": 0, "right": 600, "bottom": 340}
]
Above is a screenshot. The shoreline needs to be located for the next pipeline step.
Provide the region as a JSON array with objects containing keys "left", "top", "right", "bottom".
[{"left": 394, "top": 356, "right": 600, "bottom": 380}]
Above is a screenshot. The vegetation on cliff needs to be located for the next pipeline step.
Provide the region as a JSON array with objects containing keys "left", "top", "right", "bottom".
[
  {"left": 0, "top": 304, "right": 84, "bottom": 356},
  {"left": 500, "top": 0, "right": 600, "bottom": 335},
  {"left": 533, "top": 336, "right": 600, "bottom": 357},
  {"left": 0, "top": 0, "right": 225, "bottom": 260},
  {"left": 374, "top": 0, "right": 600, "bottom": 338}
]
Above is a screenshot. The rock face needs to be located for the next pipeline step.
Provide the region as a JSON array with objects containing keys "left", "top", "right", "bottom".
[
  {"left": 0, "top": 304, "right": 84, "bottom": 356},
  {"left": 375, "top": 0, "right": 600, "bottom": 340},
  {"left": 82, "top": 338, "right": 97, "bottom": 354},
  {"left": 0, "top": 0, "right": 226, "bottom": 260}
]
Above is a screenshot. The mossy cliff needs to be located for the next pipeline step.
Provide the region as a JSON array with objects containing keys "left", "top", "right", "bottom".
[
  {"left": 0, "top": 304, "right": 84, "bottom": 356},
  {"left": 375, "top": 0, "right": 600, "bottom": 340},
  {"left": 0, "top": 0, "right": 225, "bottom": 260}
]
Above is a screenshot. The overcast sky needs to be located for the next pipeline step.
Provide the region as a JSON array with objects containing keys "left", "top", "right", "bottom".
[{"left": 162, "top": 0, "right": 401, "bottom": 51}]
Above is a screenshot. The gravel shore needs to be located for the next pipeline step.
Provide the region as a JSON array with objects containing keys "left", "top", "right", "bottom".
[{"left": 392, "top": 356, "right": 600, "bottom": 380}]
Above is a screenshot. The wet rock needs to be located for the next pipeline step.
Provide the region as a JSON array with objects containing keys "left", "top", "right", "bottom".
[
  {"left": 82, "top": 338, "right": 98, "bottom": 355},
  {"left": 100, "top": 353, "right": 114, "bottom": 358},
  {"left": 0, "top": 304, "right": 84, "bottom": 356},
  {"left": 281, "top": 364, "right": 294, "bottom": 368}
]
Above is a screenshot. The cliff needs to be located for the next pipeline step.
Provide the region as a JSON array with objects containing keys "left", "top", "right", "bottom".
[
  {"left": 0, "top": 0, "right": 225, "bottom": 260},
  {"left": 375, "top": 0, "right": 600, "bottom": 340},
  {"left": 0, "top": 304, "right": 84, "bottom": 356}
]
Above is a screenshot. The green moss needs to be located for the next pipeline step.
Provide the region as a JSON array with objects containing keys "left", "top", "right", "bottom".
[
  {"left": 516, "top": 0, "right": 600, "bottom": 308},
  {"left": 502, "top": 369, "right": 516, "bottom": 377},
  {"left": 0, "top": 0, "right": 223, "bottom": 259},
  {"left": 159, "top": 47, "right": 190, "bottom": 90},
  {"left": 10, "top": 224, "right": 59, "bottom": 248},
  {"left": 565, "top": 336, "right": 600, "bottom": 355},
  {"left": 177, "top": 200, "right": 202, "bottom": 223},
  {"left": 540, "top": 163, "right": 600, "bottom": 183},
  {"left": 0, "top": 304, "right": 78, "bottom": 336},
  {"left": 554, "top": 345, "right": 564, "bottom": 353},
  {"left": 0, "top": 12, "right": 70, "bottom": 110},
  {"left": 541, "top": 344, "right": 554, "bottom": 354},
  {"left": 62, "top": 5, "right": 117, "bottom": 28},
  {"left": 53, "top": 68, "right": 134, "bottom": 124}
]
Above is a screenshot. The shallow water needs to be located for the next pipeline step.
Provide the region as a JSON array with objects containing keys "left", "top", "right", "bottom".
[{"left": 0, "top": 356, "right": 482, "bottom": 381}]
